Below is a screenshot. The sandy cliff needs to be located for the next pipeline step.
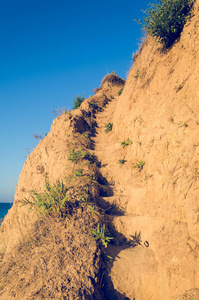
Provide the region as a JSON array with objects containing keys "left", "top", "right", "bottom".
[
  {"left": 109, "top": 1, "right": 199, "bottom": 298},
  {"left": 0, "top": 1, "right": 199, "bottom": 299}
]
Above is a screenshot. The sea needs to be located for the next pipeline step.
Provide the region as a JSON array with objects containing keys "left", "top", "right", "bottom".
[{"left": 0, "top": 203, "right": 13, "bottom": 224}]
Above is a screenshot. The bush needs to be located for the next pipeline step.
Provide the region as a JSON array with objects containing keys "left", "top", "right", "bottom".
[
  {"left": 72, "top": 95, "right": 85, "bottom": 110},
  {"left": 137, "top": 0, "right": 194, "bottom": 48}
]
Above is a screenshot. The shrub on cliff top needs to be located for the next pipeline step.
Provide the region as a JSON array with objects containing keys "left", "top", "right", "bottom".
[
  {"left": 72, "top": 95, "right": 85, "bottom": 110},
  {"left": 136, "top": 0, "right": 194, "bottom": 48}
]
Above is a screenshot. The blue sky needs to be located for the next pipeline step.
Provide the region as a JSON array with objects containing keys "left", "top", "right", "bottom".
[{"left": 0, "top": 0, "right": 150, "bottom": 202}]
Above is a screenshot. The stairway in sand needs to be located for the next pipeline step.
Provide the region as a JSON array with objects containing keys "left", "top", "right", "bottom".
[
  {"left": 91, "top": 93, "right": 155, "bottom": 299},
  {"left": 93, "top": 93, "right": 149, "bottom": 239},
  {"left": 93, "top": 92, "right": 161, "bottom": 300}
]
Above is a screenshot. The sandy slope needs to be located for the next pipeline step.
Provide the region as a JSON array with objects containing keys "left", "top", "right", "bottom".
[
  {"left": 91, "top": 1, "right": 199, "bottom": 298},
  {"left": 0, "top": 0, "right": 199, "bottom": 298}
]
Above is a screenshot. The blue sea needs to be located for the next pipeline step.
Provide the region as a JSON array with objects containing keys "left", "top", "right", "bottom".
[{"left": 0, "top": 203, "right": 13, "bottom": 224}]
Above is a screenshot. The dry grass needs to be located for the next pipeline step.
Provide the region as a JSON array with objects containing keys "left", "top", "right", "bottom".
[{"left": 0, "top": 210, "right": 102, "bottom": 299}]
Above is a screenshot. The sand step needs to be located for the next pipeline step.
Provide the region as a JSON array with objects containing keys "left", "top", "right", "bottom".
[
  {"left": 98, "top": 184, "right": 148, "bottom": 216},
  {"left": 104, "top": 244, "right": 159, "bottom": 300},
  {"left": 110, "top": 214, "right": 162, "bottom": 247},
  {"left": 98, "top": 195, "right": 129, "bottom": 215}
]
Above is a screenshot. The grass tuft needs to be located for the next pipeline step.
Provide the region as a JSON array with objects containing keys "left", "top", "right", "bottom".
[
  {"left": 121, "top": 138, "right": 132, "bottom": 148},
  {"left": 22, "top": 180, "right": 71, "bottom": 216},
  {"left": 133, "top": 160, "right": 145, "bottom": 171},
  {"left": 104, "top": 123, "right": 113, "bottom": 133},
  {"left": 118, "top": 88, "right": 124, "bottom": 96},
  {"left": 68, "top": 149, "right": 85, "bottom": 164},
  {"left": 91, "top": 224, "right": 113, "bottom": 248},
  {"left": 118, "top": 158, "right": 127, "bottom": 164}
]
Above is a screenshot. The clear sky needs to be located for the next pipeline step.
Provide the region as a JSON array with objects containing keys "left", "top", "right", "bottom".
[{"left": 0, "top": 0, "right": 150, "bottom": 202}]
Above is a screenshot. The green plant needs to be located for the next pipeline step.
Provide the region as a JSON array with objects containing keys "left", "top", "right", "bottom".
[
  {"left": 102, "top": 252, "right": 113, "bottom": 261},
  {"left": 91, "top": 224, "right": 113, "bottom": 248},
  {"left": 78, "top": 186, "right": 90, "bottom": 206},
  {"left": 104, "top": 123, "right": 113, "bottom": 133},
  {"left": 179, "top": 122, "right": 188, "bottom": 127},
  {"left": 73, "top": 168, "right": 84, "bottom": 179},
  {"left": 136, "top": 0, "right": 194, "bottom": 48},
  {"left": 133, "top": 160, "right": 145, "bottom": 170},
  {"left": 129, "top": 231, "right": 142, "bottom": 247},
  {"left": 88, "top": 100, "right": 98, "bottom": 109},
  {"left": 87, "top": 205, "right": 97, "bottom": 215},
  {"left": 194, "top": 168, "right": 199, "bottom": 176},
  {"left": 22, "top": 180, "right": 70, "bottom": 216},
  {"left": 134, "top": 69, "right": 140, "bottom": 78},
  {"left": 118, "top": 158, "right": 127, "bottom": 164},
  {"left": 82, "top": 133, "right": 89, "bottom": 141},
  {"left": 118, "top": 88, "right": 124, "bottom": 96},
  {"left": 121, "top": 138, "right": 132, "bottom": 148},
  {"left": 86, "top": 175, "right": 97, "bottom": 184},
  {"left": 72, "top": 95, "right": 85, "bottom": 110},
  {"left": 84, "top": 152, "right": 95, "bottom": 163},
  {"left": 79, "top": 194, "right": 89, "bottom": 205},
  {"left": 68, "top": 149, "right": 84, "bottom": 163}
]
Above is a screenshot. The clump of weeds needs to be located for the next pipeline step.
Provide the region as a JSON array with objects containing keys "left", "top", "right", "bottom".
[
  {"left": 91, "top": 224, "right": 113, "bottom": 248},
  {"left": 84, "top": 152, "right": 96, "bottom": 164},
  {"left": 68, "top": 149, "right": 85, "bottom": 164},
  {"left": 22, "top": 180, "right": 72, "bottom": 216},
  {"left": 118, "top": 158, "right": 127, "bottom": 165},
  {"left": 134, "top": 69, "right": 140, "bottom": 78},
  {"left": 104, "top": 123, "right": 113, "bottom": 133},
  {"left": 88, "top": 100, "right": 98, "bottom": 109},
  {"left": 133, "top": 160, "right": 145, "bottom": 171},
  {"left": 179, "top": 122, "right": 188, "bottom": 127},
  {"left": 118, "top": 88, "right": 123, "bottom": 96},
  {"left": 121, "top": 138, "right": 132, "bottom": 148},
  {"left": 73, "top": 168, "right": 84, "bottom": 180}
]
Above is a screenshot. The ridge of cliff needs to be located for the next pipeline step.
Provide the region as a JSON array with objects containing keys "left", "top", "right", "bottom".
[{"left": 0, "top": 75, "right": 125, "bottom": 299}]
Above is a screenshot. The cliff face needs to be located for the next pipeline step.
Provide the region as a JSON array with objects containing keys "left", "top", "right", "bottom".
[
  {"left": 109, "top": 1, "right": 199, "bottom": 298},
  {"left": 0, "top": 1, "right": 199, "bottom": 299}
]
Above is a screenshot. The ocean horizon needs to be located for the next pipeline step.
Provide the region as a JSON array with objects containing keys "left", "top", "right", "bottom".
[{"left": 0, "top": 202, "right": 13, "bottom": 224}]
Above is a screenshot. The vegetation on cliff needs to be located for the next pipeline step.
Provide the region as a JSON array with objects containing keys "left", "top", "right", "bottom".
[{"left": 137, "top": 0, "right": 194, "bottom": 47}]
